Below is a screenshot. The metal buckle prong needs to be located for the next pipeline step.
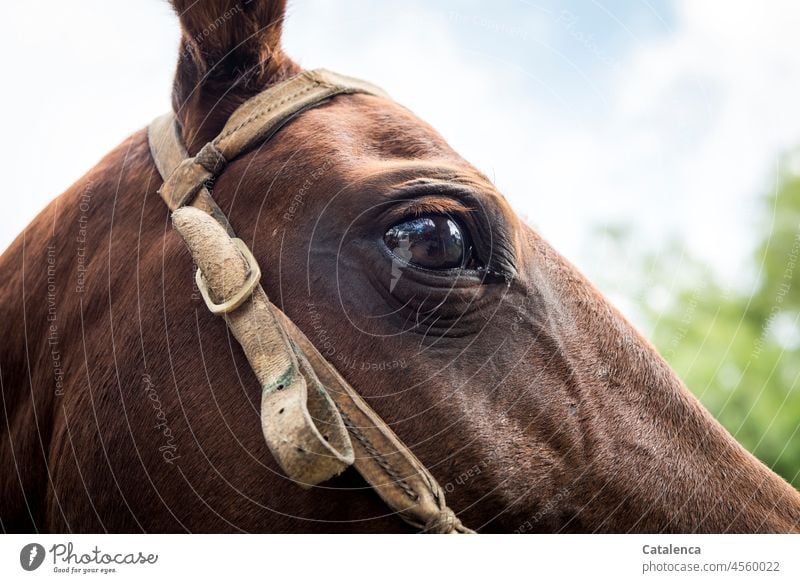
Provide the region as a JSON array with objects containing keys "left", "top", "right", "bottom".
[{"left": 195, "top": 238, "right": 261, "bottom": 315}]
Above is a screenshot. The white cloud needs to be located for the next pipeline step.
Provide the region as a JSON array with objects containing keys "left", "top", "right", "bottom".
[
  {"left": 286, "top": 0, "right": 800, "bottom": 292},
  {"left": 602, "top": 0, "right": 800, "bottom": 283},
  {"left": 3, "top": 0, "right": 799, "bottom": 310},
  {"left": 0, "top": 1, "right": 178, "bottom": 250}
]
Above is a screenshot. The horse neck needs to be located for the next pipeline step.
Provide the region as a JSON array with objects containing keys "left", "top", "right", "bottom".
[{"left": 547, "top": 250, "right": 800, "bottom": 532}]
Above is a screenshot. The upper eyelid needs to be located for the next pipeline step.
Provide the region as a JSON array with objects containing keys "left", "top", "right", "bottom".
[
  {"left": 384, "top": 178, "right": 486, "bottom": 207},
  {"left": 381, "top": 196, "right": 475, "bottom": 225},
  {"left": 379, "top": 178, "right": 488, "bottom": 221}
]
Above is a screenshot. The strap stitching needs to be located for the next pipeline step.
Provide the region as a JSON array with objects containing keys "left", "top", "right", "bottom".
[
  {"left": 339, "top": 409, "right": 419, "bottom": 502},
  {"left": 214, "top": 81, "right": 322, "bottom": 144}
]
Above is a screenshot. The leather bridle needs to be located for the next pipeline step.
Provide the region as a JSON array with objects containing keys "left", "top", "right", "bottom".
[{"left": 148, "top": 69, "right": 473, "bottom": 533}]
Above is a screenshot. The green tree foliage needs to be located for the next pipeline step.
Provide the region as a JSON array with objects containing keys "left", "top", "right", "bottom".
[{"left": 596, "top": 155, "right": 800, "bottom": 487}]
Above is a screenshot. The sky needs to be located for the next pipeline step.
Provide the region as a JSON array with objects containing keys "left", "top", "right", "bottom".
[{"left": 3, "top": 1, "right": 800, "bottom": 320}]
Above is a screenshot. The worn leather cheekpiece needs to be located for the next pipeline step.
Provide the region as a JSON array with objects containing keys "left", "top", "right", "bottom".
[{"left": 172, "top": 208, "right": 354, "bottom": 486}]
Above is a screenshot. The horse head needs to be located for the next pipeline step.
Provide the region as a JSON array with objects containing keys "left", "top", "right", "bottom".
[{"left": 1, "top": 0, "right": 798, "bottom": 533}]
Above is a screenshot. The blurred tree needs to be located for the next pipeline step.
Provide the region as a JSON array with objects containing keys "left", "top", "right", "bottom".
[{"left": 594, "top": 152, "right": 800, "bottom": 487}]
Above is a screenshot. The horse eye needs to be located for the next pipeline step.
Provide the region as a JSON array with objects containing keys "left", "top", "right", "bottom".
[{"left": 384, "top": 216, "right": 467, "bottom": 270}]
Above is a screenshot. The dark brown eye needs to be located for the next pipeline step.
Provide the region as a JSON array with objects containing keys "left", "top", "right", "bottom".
[{"left": 384, "top": 216, "right": 467, "bottom": 269}]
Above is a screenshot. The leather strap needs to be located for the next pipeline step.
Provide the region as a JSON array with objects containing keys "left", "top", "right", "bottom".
[
  {"left": 149, "top": 112, "right": 235, "bottom": 234},
  {"left": 148, "top": 68, "right": 473, "bottom": 533},
  {"left": 157, "top": 69, "right": 389, "bottom": 212},
  {"left": 171, "top": 208, "right": 354, "bottom": 486},
  {"left": 275, "top": 309, "right": 472, "bottom": 533}
]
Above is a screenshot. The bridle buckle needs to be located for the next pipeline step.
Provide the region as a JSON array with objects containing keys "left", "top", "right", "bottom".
[{"left": 195, "top": 238, "right": 261, "bottom": 315}]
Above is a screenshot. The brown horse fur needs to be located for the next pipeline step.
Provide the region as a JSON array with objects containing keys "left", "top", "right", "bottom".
[{"left": 1, "top": 0, "right": 799, "bottom": 533}]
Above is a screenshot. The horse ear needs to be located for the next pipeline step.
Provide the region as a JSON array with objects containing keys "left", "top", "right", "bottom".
[
  {"left": 169, "top": 0, "right": 298, "bottom": 150},
  {"left": 171, "top": 0, "right": 292, "bottom": 81}
]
